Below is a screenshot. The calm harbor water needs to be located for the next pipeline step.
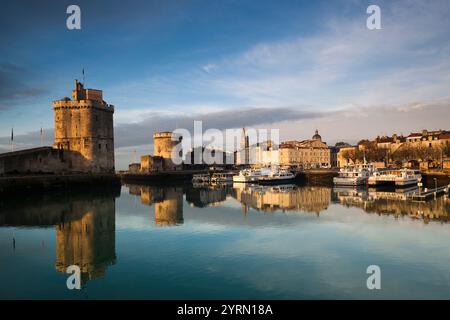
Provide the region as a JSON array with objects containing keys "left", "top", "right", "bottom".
[{"left": 1, "top": 182, "right": 450, "bottom": 299}]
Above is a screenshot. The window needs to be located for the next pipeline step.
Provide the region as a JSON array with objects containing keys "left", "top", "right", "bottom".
[{"left": 99, "top": 144, "right": 102, "bottom": 150}]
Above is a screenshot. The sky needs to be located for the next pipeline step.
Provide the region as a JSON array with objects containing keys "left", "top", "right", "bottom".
[{"left": 0, "top": 0, "right": 449, "bottom": 169}]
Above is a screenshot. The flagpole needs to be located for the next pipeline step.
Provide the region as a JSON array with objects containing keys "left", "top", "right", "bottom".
[
  {"left": 40, "top": 127, "right": 43, "bottom": 146},
  {"left": 11, "top": 127, "right": 14, "bottom": 152}
]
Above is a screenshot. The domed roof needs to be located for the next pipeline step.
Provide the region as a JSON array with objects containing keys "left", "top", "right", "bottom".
[{"left": 312, "top": 129, "right": 322, "bottom": 141}]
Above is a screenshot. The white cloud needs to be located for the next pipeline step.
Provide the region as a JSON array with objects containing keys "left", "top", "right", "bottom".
[{"left": 202, "top": 64, "right": 217, "bottom": 73}]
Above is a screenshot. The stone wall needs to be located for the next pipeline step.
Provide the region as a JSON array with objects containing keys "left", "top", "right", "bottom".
[{"left": 0, "top": 147, "right": 92, "bottom": 175}]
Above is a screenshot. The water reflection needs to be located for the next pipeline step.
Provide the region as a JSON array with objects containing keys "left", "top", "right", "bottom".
[
  {"left": 333, "top": 186, "right": 450, "bottom": 223},
  {"left": 233, "top": 184, "right": 331, "bottom": 215},
  {"left": 125, "top": 183, "right": 450, "bottom": 224},
  {"left": 1, "top": 182, "right": 450, "bottom": 298},
  {"left": 126, "top": 185, "right": 184, "bottom": 226},
  {"left": 0, "top": 188, "right": 119, "bottom": 284}
]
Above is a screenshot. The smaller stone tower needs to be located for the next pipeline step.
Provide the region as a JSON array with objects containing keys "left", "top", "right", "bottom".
[{"left": 153, "top": 131, "right": 182, "bottom": 171}]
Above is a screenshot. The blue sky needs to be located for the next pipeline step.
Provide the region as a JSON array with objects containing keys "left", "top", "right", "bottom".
[{"left": 1, "top": 0, "right": 450, "bottom": 168}]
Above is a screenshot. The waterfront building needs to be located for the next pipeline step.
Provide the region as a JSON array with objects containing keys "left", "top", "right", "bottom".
[
  {"left": 405, "top": 129, "right": 450, "bottom": 148},
  {"left": 336, "top": 146, "right": 358, "bottom": 167},
  {"left": 279, "top": 130, "right": 330, "bottom": 169},
  {"left": 336, "top": 129, "right": 450, "bottom": 168}
]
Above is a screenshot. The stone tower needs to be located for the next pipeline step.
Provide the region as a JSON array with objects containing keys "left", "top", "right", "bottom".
[
  {"left": 153, "top": 131, "right": 182, "bottom": 171},
  {"left": 52, "top": 80, "right": 115, "bottom": 173}
]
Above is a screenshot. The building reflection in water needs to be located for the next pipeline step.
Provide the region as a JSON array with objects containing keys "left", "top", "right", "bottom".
[
  {"left": 125, "top": 183, "right": 450, "bottom": 225},
  {"left": 54, "top": 196, "right": 116, "bottom": 284},
  {"left": 333, "top": 186, "right": 450, "bottom": 223},
  {"left": 186, "top": 184, "right": 232, "bottom": 208},
  {"left": 0, "top": 189, "right": 119, "bottom": 285},
  {"left": 126, "top": 185, "right": 184, "bottom": 226},
  {"left": 233, "top": 184, "right": 331, "bottom": 215}
]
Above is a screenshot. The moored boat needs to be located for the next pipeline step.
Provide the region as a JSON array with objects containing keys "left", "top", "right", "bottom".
[
  {"left": 210, "top": 172, "right": 234, "bottom": 183},
  {"left": 258, "top": 167, "right": 295, "bottom": 185},
  {"left": 232, "top": 167, "right": 271, "bottom": 183},
  {"left": 368, "top": 169, "right": 421, "bottom": 187},
  {"left": 333, "top": 163, "right": 376, "bottom": 186}
]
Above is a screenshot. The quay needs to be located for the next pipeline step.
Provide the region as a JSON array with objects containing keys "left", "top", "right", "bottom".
[
  {"left": 0, "top": 174, "right": 120, "bottom": 194},
  {"left": 119, "top": 169, "right": 208, "bottom": 185},
  {"left": 408, "top": 185, "right": 449, "bottom": 201}
]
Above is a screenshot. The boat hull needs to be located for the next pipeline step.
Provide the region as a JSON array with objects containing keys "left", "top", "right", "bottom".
[
  {"left": 258, "top": 177, "right": 295, "bottom": 185},
  {"left": 333, "top": 177, "right": 367, "bottom": 186}
]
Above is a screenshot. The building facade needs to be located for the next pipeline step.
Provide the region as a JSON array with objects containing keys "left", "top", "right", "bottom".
[{"left": 279, "top": 130, "right": 330, "bottom": 169}]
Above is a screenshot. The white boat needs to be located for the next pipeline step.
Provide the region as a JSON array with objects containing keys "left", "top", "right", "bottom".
[
  {"left": 333, "top": 163, "right": 376, "bottom": 186},
  {"left": 395, "top": 169, "right": 422, "bottom": 186},
  {"left": 232, "top": 167, "right": 271, "bottom": 183},
  {"left": 210, "top": 172, "right": 234, "bottom": 183},
  {"left": 368, "top": 169, "right": 421, "bottom": 187},
  {"left": 258, "top": 167, "right": 295, "bottom": 184}
]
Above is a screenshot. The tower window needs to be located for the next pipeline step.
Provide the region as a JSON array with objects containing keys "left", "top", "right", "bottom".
[{"left": 99, "top": 144, "right": 102, "bottom": 150}]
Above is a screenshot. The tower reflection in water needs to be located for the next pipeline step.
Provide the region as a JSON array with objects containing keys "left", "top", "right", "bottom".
[
  {"left": 128, "top": 185, "right": 184, "bottom": 226},
  {"left": 0, "top": 188, "right": 119, "bottom": 285}
]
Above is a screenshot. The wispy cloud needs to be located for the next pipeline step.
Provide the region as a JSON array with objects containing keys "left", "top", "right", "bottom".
[
  {"left": 202, "top": 64, "right": 217, "bottom": 74},
  {"left": 0, "top": 63, "right": 48, "bottom": 109}
]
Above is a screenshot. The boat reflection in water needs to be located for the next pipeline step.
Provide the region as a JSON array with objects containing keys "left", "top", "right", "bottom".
[
  {"left": 1, "top": 182, "right": 450, "bottom": 298},
  {"left": 333, "top": 186, "right": 450, "bottom": 223},
  {"left": 0, "top": 188, "right": 119, "bottom": 285},
  {"left": 233, "top": 183, "right": 331, "bottom": 215},
  {"left": 127, "top": 183, "right": 450, "bottom": 224}
]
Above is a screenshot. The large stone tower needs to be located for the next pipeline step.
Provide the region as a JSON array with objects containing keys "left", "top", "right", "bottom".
[{"left": 52, "top": 80, "right": 115, "bottom": 173}]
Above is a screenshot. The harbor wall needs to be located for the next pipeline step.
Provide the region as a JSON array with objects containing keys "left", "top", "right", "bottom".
[
  {"left": 0, "top": 173, "right": 121, "bottom": 194},
  {"left": 0, "top": 147, "right": 98, "bottom": 175}
]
